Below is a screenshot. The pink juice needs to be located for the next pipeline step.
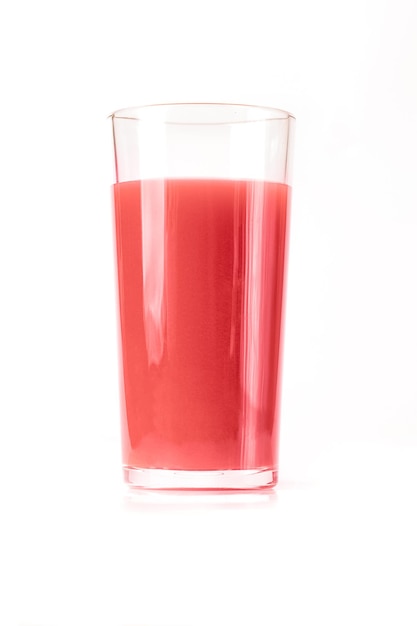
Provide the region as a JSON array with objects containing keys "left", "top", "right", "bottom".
[{"left": 113, "top": 178, "right": 290, "bottom": 473}]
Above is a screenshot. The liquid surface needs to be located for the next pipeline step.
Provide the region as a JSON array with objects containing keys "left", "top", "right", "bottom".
[{"left": 114, "top": 179, "right": 290, "bottom": 470}]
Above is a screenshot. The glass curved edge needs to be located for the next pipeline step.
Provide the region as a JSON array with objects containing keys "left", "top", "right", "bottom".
[{"left": 123, "top": 466, "right": 278, "bottom": 490}]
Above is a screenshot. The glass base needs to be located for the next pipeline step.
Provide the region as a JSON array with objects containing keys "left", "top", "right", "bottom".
[{"left": 123, "top": 466, "right": 277, "bottom": 490}]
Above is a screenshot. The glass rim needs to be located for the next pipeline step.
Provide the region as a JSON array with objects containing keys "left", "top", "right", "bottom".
[{"left": 109, "top": 102, "right": 295, "bottom": 125}]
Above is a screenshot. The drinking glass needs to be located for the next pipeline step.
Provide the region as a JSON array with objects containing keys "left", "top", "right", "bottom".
[{"left": 110, "top": 103, "right": 295, "bottom": 489}]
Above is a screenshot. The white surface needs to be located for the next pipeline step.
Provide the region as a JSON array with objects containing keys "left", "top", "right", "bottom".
[{"left": 1, "top": 0, "right": 416, "bottom": 624}]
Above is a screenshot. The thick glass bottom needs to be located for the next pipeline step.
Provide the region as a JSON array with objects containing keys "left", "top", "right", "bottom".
[{"left": 123, "top": 467, "right": 277, "bottom": 490}]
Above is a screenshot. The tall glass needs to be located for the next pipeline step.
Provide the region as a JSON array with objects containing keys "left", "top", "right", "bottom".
[{"left": 110, "top": 103, "right": 295, "bottom": 489}]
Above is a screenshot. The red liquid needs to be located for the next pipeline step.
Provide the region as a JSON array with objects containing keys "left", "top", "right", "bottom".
[{"left": 114, "top": 179, "right": 290, "bottom": 471}]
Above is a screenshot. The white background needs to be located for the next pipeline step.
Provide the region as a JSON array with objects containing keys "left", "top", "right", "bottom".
[{"left": 1, "top": 0, "right": 417, "bottom": 624}]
